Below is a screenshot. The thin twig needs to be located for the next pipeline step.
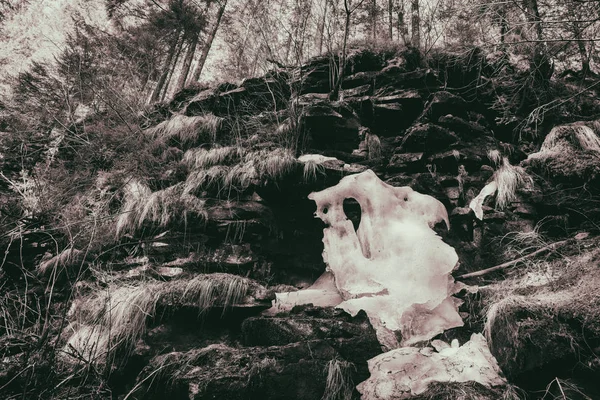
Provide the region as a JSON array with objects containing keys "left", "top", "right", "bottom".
[{"left": 457, "top": 238, "right": 572, "bottom": 279}]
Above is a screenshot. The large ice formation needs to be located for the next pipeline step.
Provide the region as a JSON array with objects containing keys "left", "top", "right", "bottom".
[
  {"left": 276, "top": 170, "right": 463, "bottom": 348},
  {"left": 357, "top": 333, "right": 506, "bottom": 398}
]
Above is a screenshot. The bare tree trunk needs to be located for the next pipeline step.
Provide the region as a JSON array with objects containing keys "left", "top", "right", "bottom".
[
  {"left": 397, "top": 0, "right": 408, "bottom": 43},
  {"left": 330, "top": 1, "right": 352, "bottom": 101},
  {"left": 410, "top": 0, "right": 420, "bottom": 48},
  {"left": 371, "top": 0, "right": 377, "bottom": 40},
  {"left": 190, "top": 0, "right": 227, "bottom": 83},
  {"left": 318, "top": 0, "right": 328, "bottom": 54},
  {"left": 160, "top": 36, "right": 185, "bottom": 101},
  {"left": 388, "top": 0, "right": 393, "bottom": 40},
  {"left": 175, "top": 32, "right": 199, "bottom": 93},
  {"left": 567, "top": 8, "right": 591, "bottom": 75},
  {"left": 499, "top": 6, "right": 508, "bottom": 44},
  {"left": 522, "top": 0, "right": 551, "bottom": 81},
  {"left": 149, "top": 31, "right": 181, "bottom": 103}
]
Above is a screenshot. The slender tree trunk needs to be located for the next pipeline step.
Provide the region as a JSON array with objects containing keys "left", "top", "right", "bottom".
[
  {"left": 161, "top": 35, "right": 185, "bottom": 101},
  {"left": 388, "top": 0, "right": 393, "bottom": 40},
  {"left": 371, "top": 0, "right": 377, "bottom": 40},
  {"left": 398, "top": 0, "right": 407, "bottom": 43},
  {"left": 522, "top": 0, "right": 551, "bottom": 81},
  {"left": 567, "top": 7, "right": 591, "bottom": 75},
  {"left": 318, "top": 0, "right": 328, "bottom": 54},
  {"left": 410, "top": 0, "right": 420, "bottom": 48},
  {"left": 330, "top": 3, "right": 351, "bottom": 101},
  {"left": 190, "top": 0, "right": 227, "bottom": 83},
  {"left": 577, "top": 37, "right": 591, "bottom": 75},
  {"left": 499, "top": 6, "right": 508, "bottom": 44},
  {"left": 150, "top": 31, "right": 181, "bottom": 103},
  {"left": 176, "top": 32, "right": 199, "bottom": 92}
]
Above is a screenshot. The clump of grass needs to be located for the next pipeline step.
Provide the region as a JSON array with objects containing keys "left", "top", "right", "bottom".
[
  {"left": 183, "top": 165, "right": 231, "bottom": 195},
  {"left": 493, "top": 157, "right": 533, "bottom": 209},
  {"left": 183, "top": 148, "right": 299, "bottom": 195},
  {"left": 541, "top": 123, "right": 600, "bottom": 154},
  {"left": 66, "top": 283, "right": 162, "bottom": 363},
  {"left": 253, "top": 148, "right": 299, "bottom": 182},
  {"left": 248, "top": 357, "right": 278, "bottom": 385},
  {"left": 483, "top": 295, "right": 533, "bottom": 354},
  {"left": 182, "top": 146, "right": 245, "bottom": 170},
  {"left": 224, "top": 160, "right": 258, "bottom": 192},
  {"left": 302, "top": 160, "right": 325, "bottom": 182},
  {"left": 116, "top": 182, "right": 206, "bottom": 237},
  {"left": 487, "top": 149, "right": 503, "bottom": 167},
  {"left": 322, "top": 359, "right": 355, "bottom": 400},
  {"left": 526, "top": 122, "right": 600, "bottom": 181},
  {"left": 145, "top": 114, "right": 222, "bottom": 145},
  {"left": 470, "top": 156, "right": 533, "bottom": 219},
  {"left": 64, "top": 274, "right": 261, "bottom": 365},
  {"left": 37, "top": 248, "right": 84, "bottom": 276},
  {"left": 176, "top": 273, "right": 251, "bottom": 314}
]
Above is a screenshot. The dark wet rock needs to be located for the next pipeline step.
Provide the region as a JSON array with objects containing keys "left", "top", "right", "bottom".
[
  {"left": 185, "top": 89, "right": 218, "bottom": 116},
  {"left": 295, "top": 56, "right": 334, "bottom": 94},
  {"left": 438, "top": 114, "right": 489, "bottom": 138},
  {"left": 399, "top": 123, "right": 458, "bottom": 152},
  {"left": 300, "top": 101, "right": 361, "bottom": 153},
  {"left": 375, "top": 67, "right": 439, "bottom": 90},
  {"left": 345, "top": 48, "right": 395, "bottom": 75},
  {"left": 342, "top": 71, "right": 377, "bottom": 90},
  {"left": 171, "top": 85, "right": 207, "bottom": 111},
  {"left": 138, "top": 341, "right": 352, "bottom": 400},
  {"left": 422, "top": 91, "right": 469, "bottom": 122},
  {"left": 341, "top": 84, "right": 372, "bottom": 99},
  {"left": 374, "top": 89, "right": 423, "bottom": 116},
  {"left": 370, "top": 90, "right": 424, "bottom": 135},
  {"left": 372, "top": 102, "right": 404, "bottom": 135},
  {"left": 387, "top": 152, "right": 424, "bottom": 172}
]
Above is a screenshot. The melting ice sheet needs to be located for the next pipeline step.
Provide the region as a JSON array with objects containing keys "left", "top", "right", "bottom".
[
  {"left": 275, "top": 170, "right": 463, "bottom": 348},
  {"left": 357, "top": 333, "right": 506, "bottom": 398}
]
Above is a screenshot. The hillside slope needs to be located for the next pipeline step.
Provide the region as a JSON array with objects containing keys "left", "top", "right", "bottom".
[{"left": 2, "top": 46, "right": 600, "bottom": 399}]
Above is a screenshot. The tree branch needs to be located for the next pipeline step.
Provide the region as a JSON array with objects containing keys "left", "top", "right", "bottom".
[{"left": 456, "top": 237, "right": 583, "bottom": 279}]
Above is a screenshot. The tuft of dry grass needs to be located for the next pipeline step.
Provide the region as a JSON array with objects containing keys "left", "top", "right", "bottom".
[
  {"left": 322, "top": 359, "right": 355, "bottom": 400},
  {"left": 182, "top": 146, "right": 244, "bottom": 170},
  {"left": 493, "top": 157, "right": 533, "bottom": 209},
  {"left": 64, "top": 273, "right": 258, "bottom": 365},
  {"left": 66, "top": 283, "right": 161, "bottom": 364},
  {"left": 470, "top": 156, "right": 533, "bottom": 219},
  {"left": 487, "top": 149, "right": 503, "bottom": 167},
  {"left": 182, "top": 147, "right": 299, "bottom": 195},
  {"left": 540, "top": 123, "right": 600, "bottom": 154},
  {"left": 183, "top": 165, "right": 231, "bottom": 195},
  {"left": 302, "top": 160, "right": 325, "bottom": 182},
  {"left": 252, "top": 148, "right": 299, "bottom": 182},
  {"left": 37, "top": 248, "right": 85, "bottom": 276},
  {"left": 177, "top": 273, "right": 251, "bottom": 314},
  {"left": 526, "top": 122, "right": 600, "bottom": 181},
  {"left": 145, "top": 114, "right": 221, "bottom": 145},
  {"left": 116, "top": 182, "right": 206, "bottom": 237}
]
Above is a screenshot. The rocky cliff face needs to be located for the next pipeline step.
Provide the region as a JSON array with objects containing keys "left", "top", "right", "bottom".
[{"left": 3, "top": 47, "right": 600, "bottom": 399}]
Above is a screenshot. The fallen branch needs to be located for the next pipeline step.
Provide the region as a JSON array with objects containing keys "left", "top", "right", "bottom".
[{"left": 457, "top": 238, "right": 575, "bottom": 279}]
